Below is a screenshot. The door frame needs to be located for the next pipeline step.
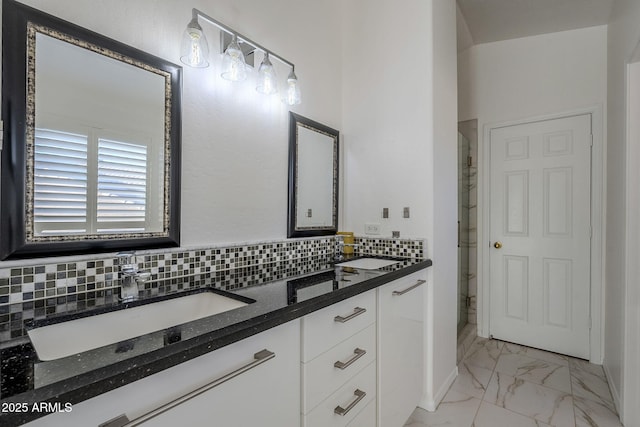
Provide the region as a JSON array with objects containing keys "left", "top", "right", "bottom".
[{"left": 477, "top": 106, "right": 604, "bottom": 363}]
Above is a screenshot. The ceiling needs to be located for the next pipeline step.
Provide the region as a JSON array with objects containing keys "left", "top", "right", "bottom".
[{"left": 457, "top": 0, "right": 615, "bottom": 51}]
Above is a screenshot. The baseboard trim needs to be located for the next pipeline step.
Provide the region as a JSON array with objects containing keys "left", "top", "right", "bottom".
[{"left": 418, "top": 366, "right": 458, "bottom": 412}]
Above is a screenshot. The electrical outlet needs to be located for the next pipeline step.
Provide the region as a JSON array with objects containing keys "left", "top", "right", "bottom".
[
  {"left": 365, "top": 223, "right": 381, "bottom": 235},
  {"left": 403, "top": 207, "right": 410, "bottom": 218}
]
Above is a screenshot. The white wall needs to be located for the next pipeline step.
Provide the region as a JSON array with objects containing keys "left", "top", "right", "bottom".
[
  {"left": 341, "top": 0, "right": 432, "bottom": 240},
  {"left": 8, "top": 0, "right": 342, "bottom": 250},
  {"left": 624, "top": 60, "right": 640, "bottom": 427},
  {"left": 456, "top": 3, "right": 474, "bottom": 53},
  {"left": 607, "top": 0, "right": 640, "bottom": 422},
  {"left": 429, "top": 0, "right": 459, "bottom": 408},
  {"left": 458, "top": 25, "right": 608, "bottom": 124},
  {"left": 341, "top": 0, "right": 458, "bottom": 409}
]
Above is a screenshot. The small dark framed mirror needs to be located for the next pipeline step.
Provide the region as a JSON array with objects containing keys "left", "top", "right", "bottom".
[
  {"left": 1, "top": 0, "right": 181, "bottom": 259},
  {"left": 287, "top": 112, "right": 339, "bottom": 238}
]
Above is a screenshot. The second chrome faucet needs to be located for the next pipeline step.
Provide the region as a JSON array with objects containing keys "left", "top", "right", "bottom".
[{"left": 116, "top": 251, "right": 150, "bottom": 302}]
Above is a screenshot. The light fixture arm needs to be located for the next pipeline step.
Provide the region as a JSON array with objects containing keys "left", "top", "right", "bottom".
[{"left": 191, "top": 8, "right": 295, "bottom": 70}]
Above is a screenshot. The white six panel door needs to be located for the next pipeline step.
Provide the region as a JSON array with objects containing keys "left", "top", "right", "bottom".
[{"left": 489, "top": 114, "right": 591, "bottom": 359}]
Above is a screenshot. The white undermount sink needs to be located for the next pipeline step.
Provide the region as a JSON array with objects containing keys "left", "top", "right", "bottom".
[
  {"left": 337, "top": 258, "right": 400, "bottom": 270},
  {"left": 28, "top": 292, "right": 249, "bottom": 361}
]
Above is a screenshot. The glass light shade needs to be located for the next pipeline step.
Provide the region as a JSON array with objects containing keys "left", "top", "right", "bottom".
[
  {"left": 256, "top": 53, "right": 278, "bottom": 95},
  {"left": 285, "top": 69, "right": 301, "bottom": 105},
  {"left": 180, "top": 18, "right": 209, "bottom": 68},
  {"left": 221, "top": 34, "right": 247, "bottom": 81}
]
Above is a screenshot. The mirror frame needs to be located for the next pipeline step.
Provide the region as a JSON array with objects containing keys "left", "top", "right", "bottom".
[
  {"left": 0, "top": 0, "right": 182, "bottom": 259},
  {"left": 287, "top": 112, "right": 339, "bottom": 238}
]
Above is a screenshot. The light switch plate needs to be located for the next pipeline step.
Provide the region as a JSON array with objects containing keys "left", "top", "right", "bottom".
[
  {"left": 365, "top": 223, "right": 381, "bottom": 235},
  {"left": 403, "top": 207, "right": 410, "bottom": 218}
]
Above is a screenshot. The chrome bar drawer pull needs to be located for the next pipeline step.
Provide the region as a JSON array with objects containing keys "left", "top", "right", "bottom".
[
  {"left": 334, "top": 389, "right": 367, "bottom": 416},
  {"left": 334, "top": 307, "right": 366, "bottom": 323},
  {"left": 100, "top": 349, "right": 275, "bottom": 427},
  {"left": 392, "top": 280, "right": 426, "bottom": 296},
  {"left": 334, "top": 348, "right": 366, "bottom": 370}
]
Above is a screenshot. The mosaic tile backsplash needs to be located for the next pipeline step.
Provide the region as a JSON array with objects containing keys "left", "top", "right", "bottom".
[
  {"left": 0, "top": 236, "right": 424, "bottom": 341},
  {"left": 355, "top": 237, "right": 424, "bottom": 258}
]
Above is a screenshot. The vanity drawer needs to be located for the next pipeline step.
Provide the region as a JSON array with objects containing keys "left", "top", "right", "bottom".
[
  {"left": 302, "top": 324, "right": 376, "bottom": 414},
  {"left": 346, "top": 399, "right": 376, "bottom": 427},
  {"left": 304, "top": 361, "right": 376, "bottom": 427},
  {"left": 302, "top": 289, "right": 376, "bottom": 362},
  {"left": 24, "top": 320, "right": 301, "bottom": 427}
]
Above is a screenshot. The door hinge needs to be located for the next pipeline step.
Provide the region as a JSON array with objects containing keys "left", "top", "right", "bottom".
[
  {"left": 590, "top": 134, "right": 594, "bottom": 147},
  {"left": 467, "top": 156, "right": 473, "bottom": 167},
  {"left": 0, "top": 120, "right": 4, "bottom": 151},
  {"left": 466, "top": 296, "right": 472, "bottom": 308}
]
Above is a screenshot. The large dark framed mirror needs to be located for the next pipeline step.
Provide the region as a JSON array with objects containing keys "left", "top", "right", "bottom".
[
  {"left": 287, "top": 112, "right": 339, "bottom": 238},
  {"left": 1, "top": 0, "right": 182, "bottom": 259}
]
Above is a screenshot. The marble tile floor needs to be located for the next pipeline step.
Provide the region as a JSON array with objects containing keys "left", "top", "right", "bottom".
[{"left": 404, "top": 337, "right": 623, "bottom": 427}]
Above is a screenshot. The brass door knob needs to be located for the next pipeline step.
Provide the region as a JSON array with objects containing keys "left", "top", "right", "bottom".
[{"left": 494, "top": 241, "right": 502, "bottom": 249}]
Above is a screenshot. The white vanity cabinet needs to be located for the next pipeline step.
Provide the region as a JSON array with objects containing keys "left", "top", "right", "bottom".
[
  {"left": 300, "top": 270, "right": 427, "bottom": 427},
  {"left": 377, "top": 270, "right": 426, "bottom": 427},
  {"left": 24, "top": 320, "right": 301, "bottom": 427},
  {"left": 22, "top": 266, "right": 428, "bottom": 427},
  {"left": 301, "top": 289, "right": 377, "bottom": 427}
]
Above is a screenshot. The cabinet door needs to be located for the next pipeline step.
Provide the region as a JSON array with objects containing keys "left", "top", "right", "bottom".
[
  {"left": 378, "top": 271, "right": 426, "bottom": 427},
  {"left": 25, "top": 320, "right": 300, "bottom": 427}
]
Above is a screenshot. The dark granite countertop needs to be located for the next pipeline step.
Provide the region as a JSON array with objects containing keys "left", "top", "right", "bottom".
[{"left": 0, "top": 255, "right": 432, "bottom": 426}]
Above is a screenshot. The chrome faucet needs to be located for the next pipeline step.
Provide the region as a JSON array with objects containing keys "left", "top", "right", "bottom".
[{"left": 116, "top": 251, "right": 150, "bottom": 302}]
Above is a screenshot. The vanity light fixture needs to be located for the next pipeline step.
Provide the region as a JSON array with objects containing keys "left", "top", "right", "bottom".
[
  {"left": 180, "top": 17, "right": 209, "bottom": 68},
  {"left": 286, "top": 69, "right": 301, "bottom": 105},
  {"left": 220, "top": 34, "right": 247, "bottom": 82},
  {"left": 180, "top": 8, "right": 302, "bottom": 104},
  {"left": 256, "top": 52, "right": 277, "bottom": 94}
]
